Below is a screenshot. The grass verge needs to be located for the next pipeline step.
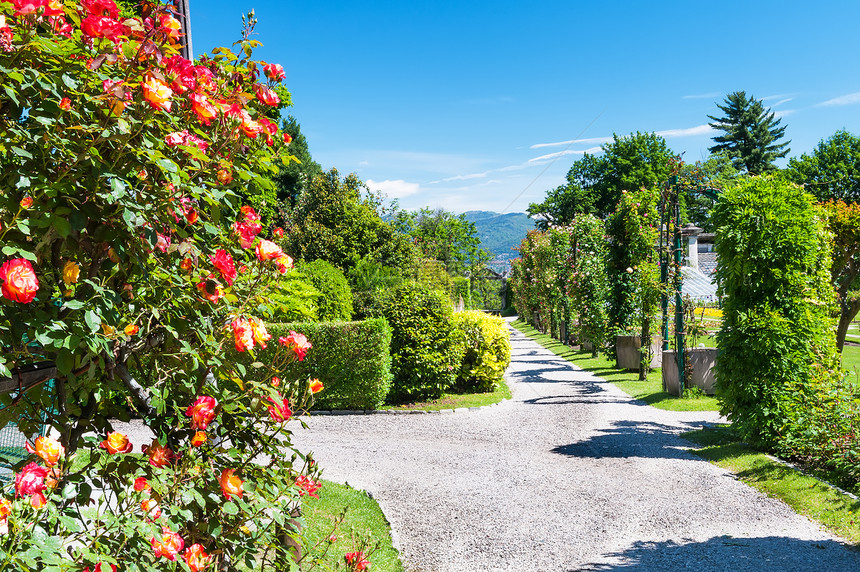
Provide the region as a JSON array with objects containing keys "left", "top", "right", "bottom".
[
  {"left": 302, "top": 480, "right": 404, "bottom": 571},
  {"left": 379, "top": 381, "right": 512, "bottom": 412},
  {"left": 683, "top": 425, "right": 860, "bottom": 544},
  {"left": 509, "top": 319, "right": 719, "bottom": 412}
]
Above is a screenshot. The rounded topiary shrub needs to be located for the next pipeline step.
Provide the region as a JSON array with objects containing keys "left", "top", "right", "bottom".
[
  {"left": 371, "top": 281, "right": 465, "bottom": 402},
  {"left": 453, "top": 310, "right": 511, "bottom": 392},
  {"left": 299, "top": 259, "right": 354, "bottom": 320}
]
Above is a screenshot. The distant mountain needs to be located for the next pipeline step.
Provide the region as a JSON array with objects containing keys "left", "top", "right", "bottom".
[{"left": 462, "top": 211, "right": 535, "bottom": 271}]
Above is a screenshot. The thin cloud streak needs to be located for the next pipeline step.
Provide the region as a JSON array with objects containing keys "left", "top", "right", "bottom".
[
  {"left": 655, "top": 124, "right": 714, "bottom": 138},
  {"left": 530, "top": 135, "right": 613, "bottom": 149},
  {"left": 817, "top": 92, "right": 860, "bottom": 107},
  {"left": 528, "top": 147, "right": 602, "bottom": 163}
]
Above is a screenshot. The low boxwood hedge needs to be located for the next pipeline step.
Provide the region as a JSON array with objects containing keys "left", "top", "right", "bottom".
[{"left": 240, "top": 319, "right": 393, "bottom": 410}]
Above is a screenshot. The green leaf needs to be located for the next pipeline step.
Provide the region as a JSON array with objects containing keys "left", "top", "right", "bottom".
[
  {"left": 56, "top": 349, "right": 74, "bottom": 375},
  {"left": 222, "top": 501, "right": 238, "bottom": 515},
  {"left": 52, "top": 216, "right": 71, "bottom": 238},
  {"left": 84, "top": 309, "right": 100, "bottom": 333},
  {"left": 11, "top": 146, "right": 33, "bottom": 159}
]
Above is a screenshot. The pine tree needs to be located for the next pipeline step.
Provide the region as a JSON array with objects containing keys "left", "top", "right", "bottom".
[{"left": 708, "top": 91, "right": 790, "bottom": 175}]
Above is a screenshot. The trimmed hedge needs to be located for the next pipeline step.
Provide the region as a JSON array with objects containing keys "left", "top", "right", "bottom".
[
  {"left": 299, "top": 259, "right": 354, "bottom": 321},
  {"left": 240, "top": 319, "right": 393, "bottom": 410},
  {"left": 369, "top": 282, "right": 466, "bottom": 402},
  {"left": 453, "top": 311, "right": 511, "bottom": 392}
]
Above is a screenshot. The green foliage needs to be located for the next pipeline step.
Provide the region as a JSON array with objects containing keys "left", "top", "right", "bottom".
[
  {"left": 416, "top": 258, "right": 455, "bottom": 303},
  {"left": 528, "top": 132, "right": 675, "bottom": 224},
  {"left": 274, "top": 115, "right": 324, "bottom": 211},
  {"left": 605, "top": 187, "right": 662, "bottom": 359},
  {"left": 453, "top": 311, "right": 511, "bottom": 392},
  {"left": 284, "top": 169, "right": 418, "bottom": 274},
  {"left": 391, "top": 207, "right": 489, "bottom": 274},
  {"left": 567, "top": 214, "right": 609, "bottom": 355},
  {"left": 298, "top": 259, "right": 354, "bottom": 321},
  {"left": 367, "top": 282, "right": 465, "bottom": 402},
  {"left": 0, "top": 6, "right": 320, "bottom": 570},
  {"left": 820, "top": 200, "right": 860, "bottom": 350},
  {"left": 708, "top": 91, "right": 790, "bottom": 175},
  {"left": 348, "top": 256, "right": 405, "bottom": 319},
  {"left": 243, "top": 320, "right": 393, "bottom": 410},
  {"left": 713, "top": 175, "right": 842, "bottom": 448},
  {"left": 267, "top": 270, "right": 322, "bottom": 322},
  {"left": 452, "top": 276, "right": 471, "bottom": 309},
  {"left": 678, "top": 153, "right": 741, "bottom": 232},
  {"left": 787, "top": 129, "right": 860, "bottom": 204}
]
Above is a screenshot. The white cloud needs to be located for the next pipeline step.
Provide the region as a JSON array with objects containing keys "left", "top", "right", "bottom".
[
  {"left": 441, "top": 172, "right": 489, "bottom": 182},
  {"left": 761, "top": 93, "right": 795, "bottom": 101},
  {"left": 530, "top": 136, "right": 613, "bottom": 149},
  {"left": 366, "top": 179, "right": 420, "bottom": 199},
  {"left": 655, "top": 124, "right": 715, "bottom": 138},
  {"left": 528, "top": 147, "right": 602, "bottom": 163},
  {"left": 817, "top": 92, "right": 860, "bottom": 107},
  {"left": 771, "top": 98, "right": 794, "bottom": 107},
  {"left": 773, "top": 109, "right": 797, "bottom": 119}
]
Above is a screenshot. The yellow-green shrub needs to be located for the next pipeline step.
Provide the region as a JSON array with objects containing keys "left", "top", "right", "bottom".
[{"left": 453, "top": 311, "right": 512, "bottom": 392}]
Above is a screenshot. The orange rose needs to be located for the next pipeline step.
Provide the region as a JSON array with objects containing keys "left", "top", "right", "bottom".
[
  {"left": 191, "top": 431, "right": 207, "bottom": 447},
  {"left": 219, "top": 468, "right": 243, "bottom": 499},
  {"left": 25, "top": 436, "right": 64, "bottom": 466},
  {"left": 124, "top": 324, "right": 139, "bottom": 336},
  {"left": 250, "top": 318, "right": 271, "bottom": 349},
  {"left": 309, "top": 379, "right": 324, "bottom": 394},
  {"left": 99, "top": 431, "right": 132, "bottom": 454},
  {"left": 143, "top": 439, "right": 175, "bottom": 468},
  {"left": 255, "top": 239, "right": 284, "bottom": 262},
  {"left": 0, "top": 258, "right": 39, "bottom": 303},
  {"left": 142, "top": 75, "right": 173, "bottom": 111},
  {"left": 231, "top": 317, "right": 254, "bottom": 352},
  {"left": 19, "top": 197, "right": 33, "bottom": 209},
  {"left": 59, "top": 97, "right": 71, "bottom": 110},
  {"left": 190, "top": 92, "right": 217, "bottom": 125}
]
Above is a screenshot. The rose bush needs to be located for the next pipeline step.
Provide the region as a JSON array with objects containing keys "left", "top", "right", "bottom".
[{"left": 0, "top": 1, "right": 327, "bottom": 570}]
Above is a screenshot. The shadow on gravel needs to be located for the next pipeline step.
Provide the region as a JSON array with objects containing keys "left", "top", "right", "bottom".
[
  {"left": 551, "top": 420, "right": 706, "bottom": 460},
  {"left": 574, "top": 536, "right": 859, "bottom": 571}
]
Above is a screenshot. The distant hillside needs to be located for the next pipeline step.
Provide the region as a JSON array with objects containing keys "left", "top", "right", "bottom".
[{"left": 462, "top": 211, "right": 535, "bottom": 270}]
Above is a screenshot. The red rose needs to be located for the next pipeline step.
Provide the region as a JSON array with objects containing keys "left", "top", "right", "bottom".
[
  {"left": 15, "top": 462, "right": 48, "bottom": 497},
  {"left": 209, "top": 249, "right": 237, "bottom": 286},
  {"left": 267, "top": 392, "right": 292, "bottom": 423},
  {"left": 0, "top": 258, "right": 39, "bottom": 303},
  {"left": 185, "top": 395, "right": 217, "bottom": 430},
  {"left": 263, "top": 63, "right": 285, "bottom": 81}
]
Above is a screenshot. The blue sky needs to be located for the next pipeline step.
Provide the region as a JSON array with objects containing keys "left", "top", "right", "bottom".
[{"left": 192, "top": 1, "right": 860, "bottom": 214}]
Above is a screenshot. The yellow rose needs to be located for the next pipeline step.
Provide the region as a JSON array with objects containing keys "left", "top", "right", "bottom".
[{"left": 62, "top": 260, "right": 80, "bottom": 286}]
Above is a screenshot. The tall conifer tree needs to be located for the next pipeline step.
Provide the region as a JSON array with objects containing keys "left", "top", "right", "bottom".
[{"left": 708, "top": 91, "right": 790, "bottom": 174}]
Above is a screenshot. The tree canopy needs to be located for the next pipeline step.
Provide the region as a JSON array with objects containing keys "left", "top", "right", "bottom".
[
  {"left": 787, "top": 129, "right": 860, "bottom": 204},
  {"left": 391, "top": 207, "right": 488, "bottom": 275},
  {"left": 708, "top": 91, "right": 790, "bottom": 175},
  {"left": 528, "top": 132, "right": 675, "bottom": 225},
  {"left": 283, "top": 169, "right": 417, "bottom": 274}
]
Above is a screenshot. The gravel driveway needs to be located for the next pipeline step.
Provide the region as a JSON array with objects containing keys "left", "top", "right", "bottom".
[{"left": 290, "top": 323, "right": 860, "bottom": 571}]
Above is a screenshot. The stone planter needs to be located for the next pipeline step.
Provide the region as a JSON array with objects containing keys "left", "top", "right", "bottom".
[
  {"left": 662, "top": 348, "right": 718, "bottom": 396},
  {"left": 581, "top": 340, "right": 594, "bottom": 352},
  {"left": 615, "top": 335, "right": 661, "bottom": 371}
]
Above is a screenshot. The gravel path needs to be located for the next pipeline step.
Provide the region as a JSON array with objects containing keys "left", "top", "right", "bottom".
[{"left": 290, "top": 323, "right": 860, "bottom": 572}]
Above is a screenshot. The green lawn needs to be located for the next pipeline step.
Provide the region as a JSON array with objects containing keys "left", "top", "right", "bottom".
[
  {"left": 509, "top": 320, "right": 720, "bottom": 412},
  {"left": 684, "top": 425, "right": 860, "bottom": 544},
  {"left": 302, "top": 480, "right": 403, "bottom": 571},
  {"left": 380, "top": 381, "right": 512, "bottom": 412}
]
